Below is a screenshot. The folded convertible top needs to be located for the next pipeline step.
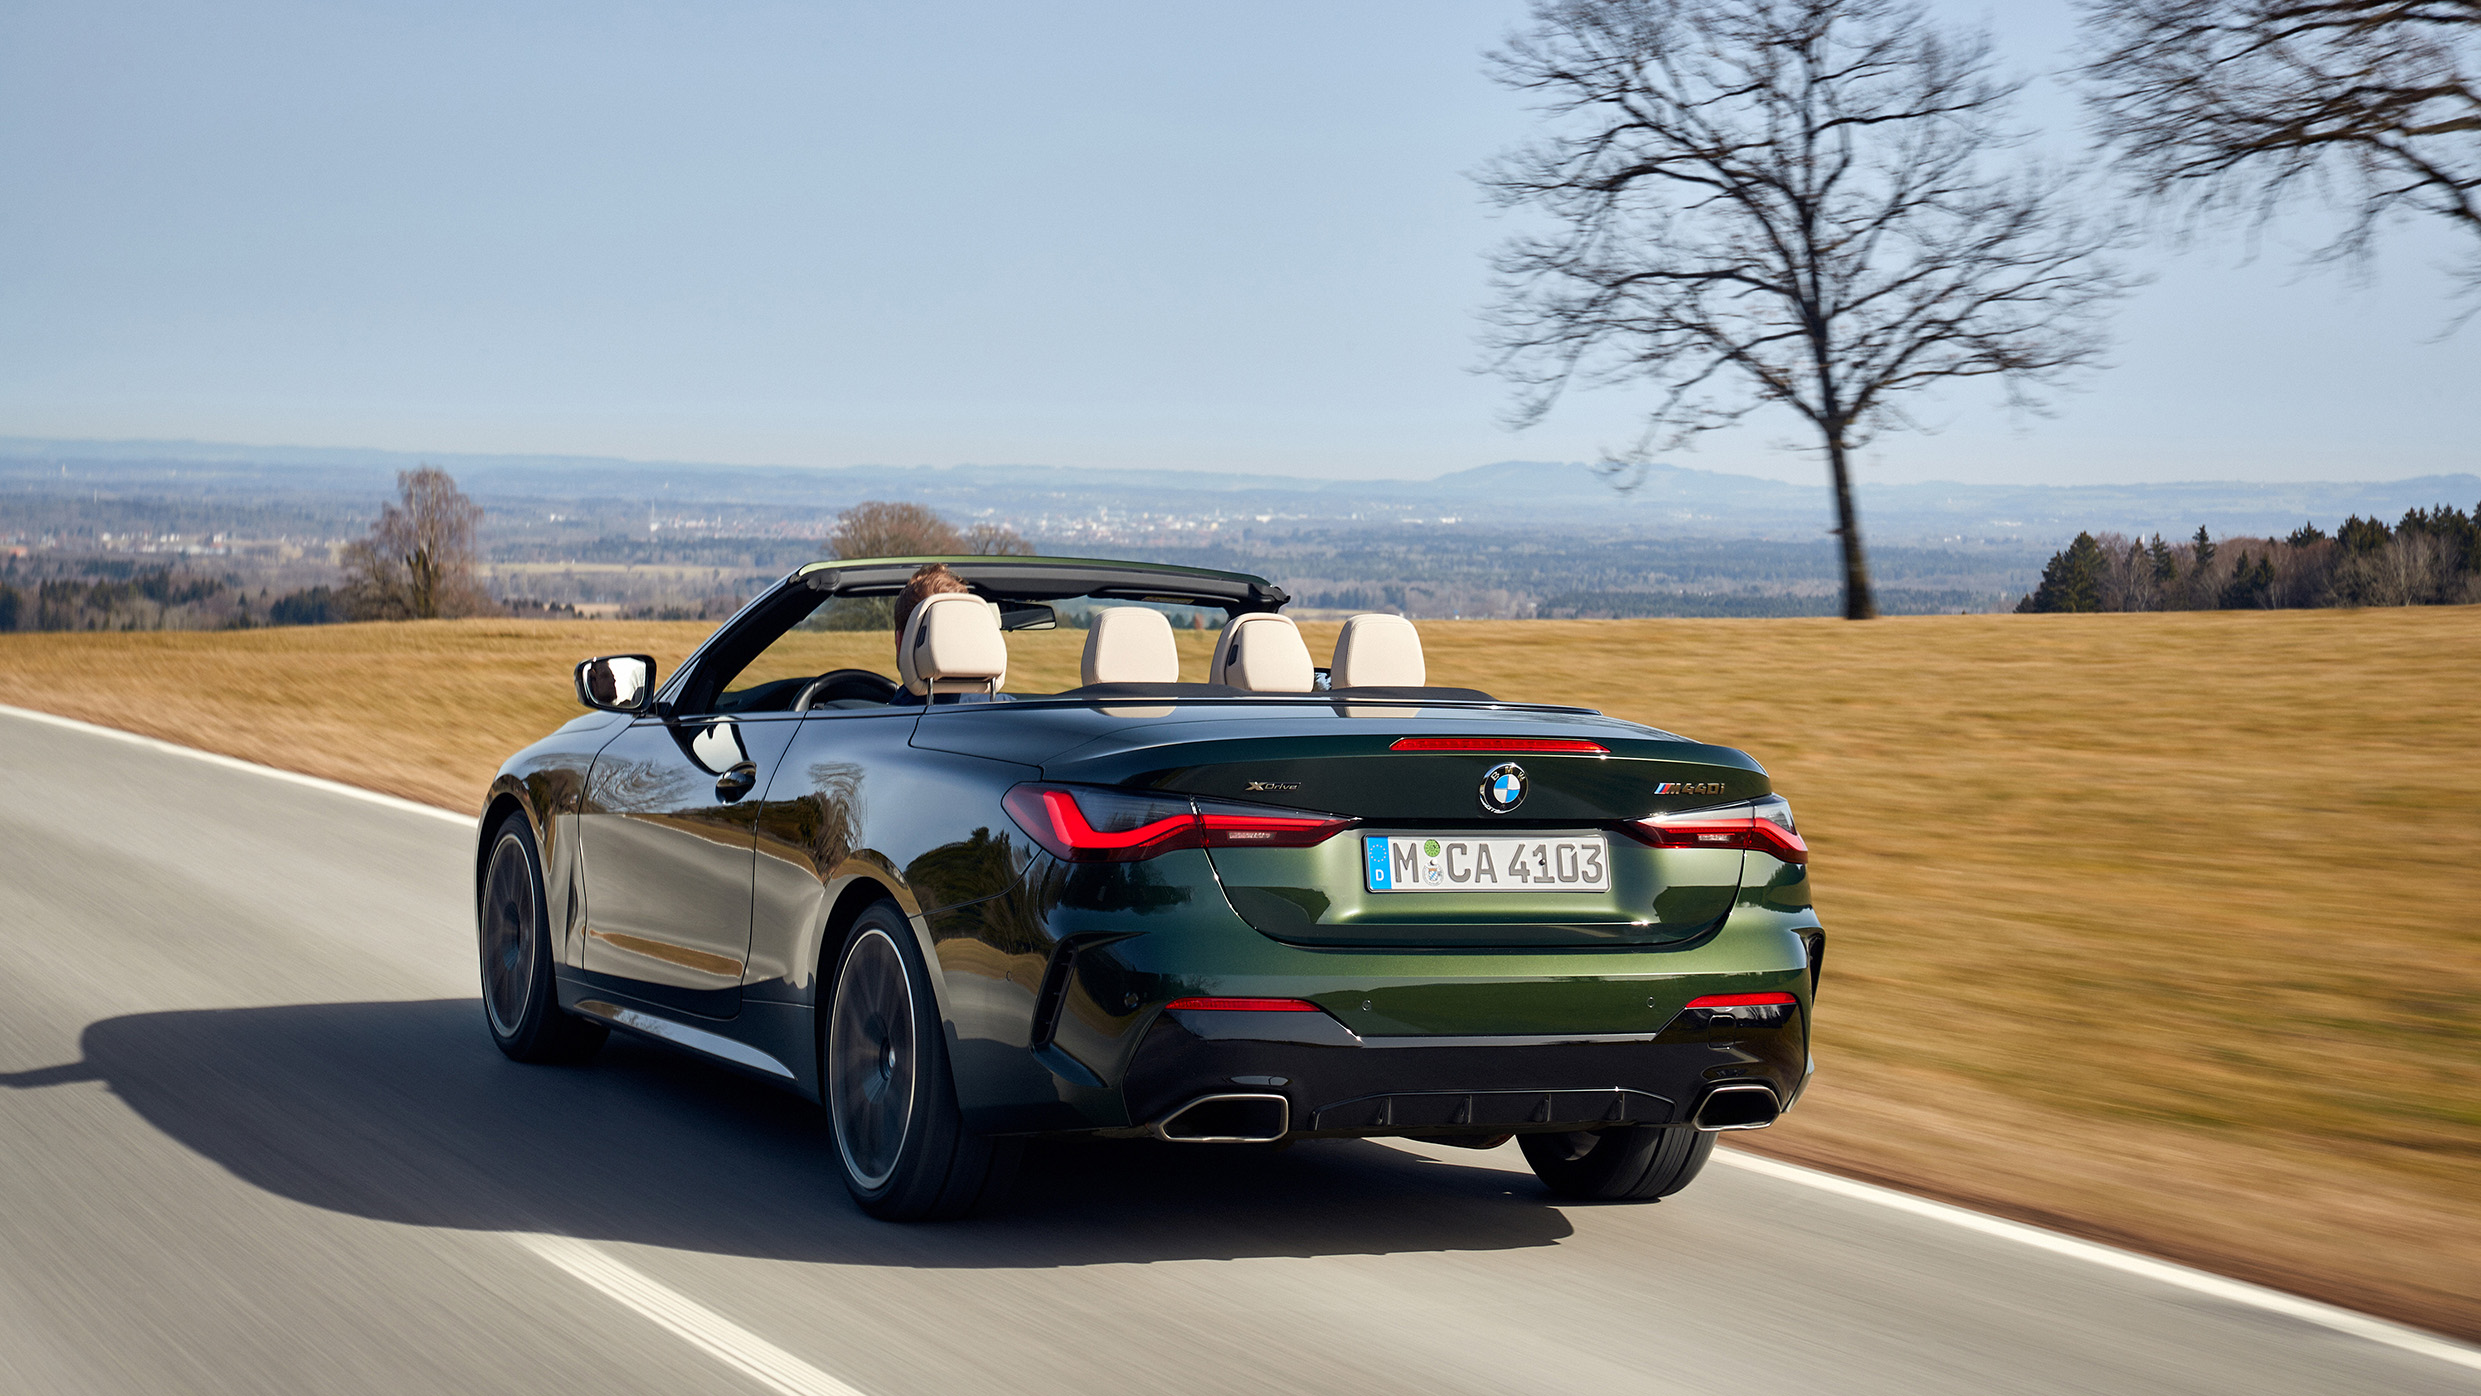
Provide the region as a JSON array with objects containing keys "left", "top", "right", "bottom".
[{"left": 799, "top": 555, "right": 1289, "bottom": 614}]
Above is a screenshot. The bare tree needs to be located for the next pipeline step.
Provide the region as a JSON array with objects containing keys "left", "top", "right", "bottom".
[
  {"left": 828, "top": 501, "right": 1032, "bottom": 560},
  {"left": 339, "top": 467, "right": 497, "bottom": 620},
  {"left": 816, "top": 503, "right": 1035, "bottom": 630},
  {"left": 966, "top": 521, "right": 1036, "bottom": 556},
  {"left": 2081, "top": 1, "right": 2481, "bottom": 304},
  {"left": 830, "top": 501, "right": 963, "bottom": 560},
  {"left": 1484, "top": 0, "right": 2132, "bottom": 618}
]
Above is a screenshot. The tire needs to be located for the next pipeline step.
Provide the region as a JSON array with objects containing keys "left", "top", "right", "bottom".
[
  {"left": 823, "top": 902, "right": 1020, "bottom": 1220},
  {"left": 1519, "top": 1124, "right": 1715, "bottom": 1201},
  {"left": 477, "top": 814, "right": 608, "bottom": 1064}
]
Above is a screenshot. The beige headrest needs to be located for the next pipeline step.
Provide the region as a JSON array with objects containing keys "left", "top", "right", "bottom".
[
  {"left": 1213, "top": 613, "right": 1314, "bottom": 693},
  {"left": 900, "top": 592, "right": 1007, "bottom": 697},
  {"left": 1330, "top": 613, "right": 1425, "bottom": 688},
  {"left": 1080, "top": 607, "right": 1179, "bottom": 686}
]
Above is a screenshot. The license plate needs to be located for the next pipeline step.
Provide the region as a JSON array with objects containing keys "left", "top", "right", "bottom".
[{"left": 1363, "top": 834, "right": 1610, "bottom": 893}]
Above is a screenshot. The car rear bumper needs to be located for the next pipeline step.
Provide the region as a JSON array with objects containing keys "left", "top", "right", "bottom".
[{"left": 1115, "top": 1005, "right": 1806, "bottom": 1141}]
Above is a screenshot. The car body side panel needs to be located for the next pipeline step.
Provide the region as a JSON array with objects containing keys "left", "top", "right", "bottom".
[
  {"left": 747, "top": 707, "right": 925, "bottom": 998},
  {"left": 746, "top": 708, "right": 1042, "bottom": 1098},
  {"left": 481, "top": 710, "right": 629, "bottom": 971},
  {"left": 925, "top": 877, "right": 1091, "bottom": 1129}
]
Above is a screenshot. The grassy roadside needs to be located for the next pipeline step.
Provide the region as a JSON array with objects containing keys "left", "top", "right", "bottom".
[{"left": 3, "top": 610, "right": 2475, "bottom": 1337}]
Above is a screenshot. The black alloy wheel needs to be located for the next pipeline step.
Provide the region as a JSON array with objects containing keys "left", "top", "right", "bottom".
[
  {"left": 823, "top": 901, "right": 1020, "bottom": 1220},
  {"left": 1519, "top": 1123, "right": 1715, "bottom": 1201},
  {"left": 828, "top": 926, "right": 918, "bottom": 1191},
  {"left": 477, "top": 815, "right": 607, "bottom": 1064}
]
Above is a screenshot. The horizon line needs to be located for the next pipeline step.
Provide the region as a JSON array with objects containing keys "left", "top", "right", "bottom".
[{"left": 0, "top": 432, "right": 2475, "bottom": 496}]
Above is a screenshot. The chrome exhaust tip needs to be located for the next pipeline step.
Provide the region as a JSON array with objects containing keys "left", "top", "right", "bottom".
[
  {"left": 1692, "top": 1083, "right": 1781, "bottom": 1132},
  {"left": 1154, "top": 1093, "right": 1290, "bottom": 1143}
]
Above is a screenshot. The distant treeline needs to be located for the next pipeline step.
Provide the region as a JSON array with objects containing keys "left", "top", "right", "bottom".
[
  {"left": 0, "top": 569, "right": 595, "bottom": 632},
  {"left": 0, "top": 566, "right": 348, "bottom": 632},
  {"left": 2018, "top": 506, "right": 2481, "bottom": 613}
]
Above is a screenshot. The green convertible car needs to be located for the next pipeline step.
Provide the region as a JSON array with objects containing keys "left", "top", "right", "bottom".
[{"left": 476, "top": 555, "right": 1822, "bottom": 1218}]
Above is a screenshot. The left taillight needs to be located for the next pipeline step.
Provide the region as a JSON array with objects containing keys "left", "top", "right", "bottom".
[
  {"left": 1003, "top": 783, "right": 1355, "bottom": 863},
  {"left": 1618, "top": 794, "right": 1808, "bottom": 864}
]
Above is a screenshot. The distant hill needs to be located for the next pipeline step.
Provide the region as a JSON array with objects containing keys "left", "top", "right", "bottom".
[{"left": 2, "top": 435, "right": 2472, "bottom": 545}]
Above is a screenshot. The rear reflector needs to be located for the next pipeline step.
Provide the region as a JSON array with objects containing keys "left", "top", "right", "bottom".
[
  {"left": 1685, "top": 992, "right": 1797, "bottom": 1009},
  {"left": 1389, "top": 737, "right": 1609, "bottom": 754},
  {"left": 1165, "top": 997, "right": 1324, "bottom": 1013},
  {"left": 1675, "top": 990, "right": 1798, "bottom": 1030}
]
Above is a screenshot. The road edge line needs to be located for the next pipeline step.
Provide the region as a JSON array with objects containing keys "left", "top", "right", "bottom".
[
  {"left": 0, "top": 702, "right": 473, "bottom": 828},
  {"left": 516, "top": 1234, "right": 865, "bottom": 1396},
  {"left": 1715, "top": 1148, "right": 2481, "bottom": 1373}
]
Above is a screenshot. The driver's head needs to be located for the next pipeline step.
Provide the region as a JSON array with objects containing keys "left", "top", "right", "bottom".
[{"left": 892, "top": 563, "right": 972, "bottom": 657}]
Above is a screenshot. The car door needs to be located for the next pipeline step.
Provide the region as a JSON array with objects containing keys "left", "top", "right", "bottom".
[
  {"left": 576, "top": 588, "right": 848, "bottom": 1018},
  {"left": 576, "top": 709, "right": 805, "bottom": 1017}
]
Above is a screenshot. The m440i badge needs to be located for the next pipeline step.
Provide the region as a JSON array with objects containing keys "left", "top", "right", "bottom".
[{"left": 1479, "top": 762, "right": 1527, "bottom": 814}]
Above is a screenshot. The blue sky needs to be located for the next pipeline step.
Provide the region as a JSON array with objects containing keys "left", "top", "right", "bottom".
[{"left": 0, "top": 0, "right": 2472, "bottom": 486}]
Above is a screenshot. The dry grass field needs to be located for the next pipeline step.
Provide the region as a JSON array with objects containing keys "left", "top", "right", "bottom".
[{"left": 3, "top": 608, "right": 2476, "bottom": 1337}]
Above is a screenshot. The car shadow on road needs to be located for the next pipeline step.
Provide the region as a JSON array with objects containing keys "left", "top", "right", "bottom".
[{"left": 0, "top": 999, "right": 1581, "bottom": 1266}]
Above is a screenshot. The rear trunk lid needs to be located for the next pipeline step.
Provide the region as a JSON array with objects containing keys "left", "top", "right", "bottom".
[{"left": 1013, "top": 701, "right": 1766, "bottom": 949}]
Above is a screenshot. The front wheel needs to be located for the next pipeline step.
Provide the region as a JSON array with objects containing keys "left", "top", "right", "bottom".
[
  {"left": 477, "top": 815, "right": 607, "bottom": 1064},
  {"left": 1519, "top": 1124, "right": 1714, "bottom": 1201},
  {"left": 823, "top": 903, "right": 1019, "bottom": 1220}
]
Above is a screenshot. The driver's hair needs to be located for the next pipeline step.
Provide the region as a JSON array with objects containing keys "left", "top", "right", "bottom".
[{"left": 892, "top": 563, "right": 973, "bottom": 652}]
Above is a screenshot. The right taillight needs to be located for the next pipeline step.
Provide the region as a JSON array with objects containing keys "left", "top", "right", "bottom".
[
  {"left": 1618, "top": 794, "right": 1808, "bottom": 863},
  {"left": 1003, "top": 783, "right": 1355, "bottom": 863}
]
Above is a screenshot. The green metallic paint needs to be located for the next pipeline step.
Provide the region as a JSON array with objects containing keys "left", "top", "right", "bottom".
[
  {"left": 973, "top": 840, "right": 1817, "bottom": 1130},
  {"left": 485, "top": 559, "right": 1826, "bottom": 1149}
]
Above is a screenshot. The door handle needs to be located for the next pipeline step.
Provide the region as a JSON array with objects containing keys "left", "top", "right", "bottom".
[{"left": 715, "top": 762, "right": 759, "bottom": 801}]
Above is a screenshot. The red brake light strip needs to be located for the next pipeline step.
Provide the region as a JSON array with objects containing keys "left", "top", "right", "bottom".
[
  {"left": 1165, "top": 997, "right": 1324, "bottom": 1013},
  {"left": 1390, "top": 737, "right": 1609, "bottom": 754}
]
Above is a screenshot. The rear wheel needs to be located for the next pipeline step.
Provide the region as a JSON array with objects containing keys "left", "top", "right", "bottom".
[
  {"left": 1519, "top": 1124, "right": 1714, "bottom": 1201},
  {"left": 478, "top": 815, "right": 607, "bottom": 1064},
  {"left": 824, "top": 902, "right": 1020, "bottom": 1220}
]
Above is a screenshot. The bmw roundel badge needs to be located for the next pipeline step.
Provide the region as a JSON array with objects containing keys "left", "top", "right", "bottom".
[{"left": 1479, "top": 762, "right": 1527, "bottom": 814}]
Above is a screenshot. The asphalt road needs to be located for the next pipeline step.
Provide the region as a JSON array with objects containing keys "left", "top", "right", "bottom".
[{"left": 1, "top": 707, "right": 2472, "bottom": 1396}]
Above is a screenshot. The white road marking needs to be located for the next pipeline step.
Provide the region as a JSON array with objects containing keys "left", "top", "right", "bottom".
[
  {"left": 1716, "top": 1150, "right": 2481, "bottom": 1373},
  {"left": 10, "top": 701, "right": 2478, "bottom": 1378},
  {"left": 0, "top": 702, "right": 473, "bottom": 827},
  {"left": 517, "top": 1234, "right": 867, "bottom": 1396}
]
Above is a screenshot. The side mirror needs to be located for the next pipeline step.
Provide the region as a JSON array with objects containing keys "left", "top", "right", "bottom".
[{"left": 575, "top": 655, "right": 657, "bottom": 714}]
